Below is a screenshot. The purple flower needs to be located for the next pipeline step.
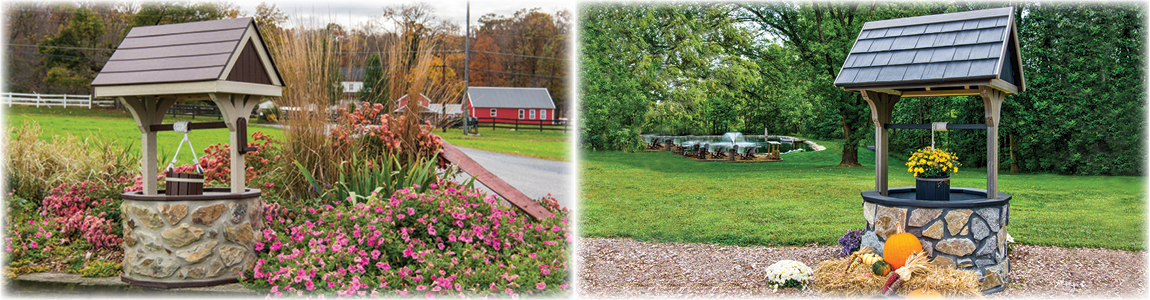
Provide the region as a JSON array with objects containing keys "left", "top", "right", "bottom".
[{"left": 837, "top": 229, "right": 864, "bottom": 256}]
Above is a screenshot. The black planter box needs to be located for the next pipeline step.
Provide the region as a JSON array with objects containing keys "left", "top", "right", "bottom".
[{"left": 915, "top": 177, "right": 950, "bottom": 200}]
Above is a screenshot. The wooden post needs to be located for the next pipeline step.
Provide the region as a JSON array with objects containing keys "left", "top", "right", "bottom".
[
  {"left": 862, "top": 90, "right": 901, "bottom": 196},
  {"left": 212, "top": 93, "right": 260, "bottom": 194},
  {"left": 120, "top": 96, "right": 177, "bottom": 195},
  {"left": 982, "top": 87, "right": 1005, "bottom": 198}
]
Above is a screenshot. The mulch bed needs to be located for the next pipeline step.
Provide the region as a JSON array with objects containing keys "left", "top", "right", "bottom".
[{"left": 578, "top": 237, "right": 1146, "bottom": 298}]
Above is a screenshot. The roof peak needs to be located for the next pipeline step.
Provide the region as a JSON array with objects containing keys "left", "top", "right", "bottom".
[{"left": 862, "top": 7, "right": 1013, "bottom": 30}]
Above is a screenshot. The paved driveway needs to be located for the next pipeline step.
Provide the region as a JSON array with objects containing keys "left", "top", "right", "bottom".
[{"left": 452, "top": 146, "right": 573, "bottom": 210}]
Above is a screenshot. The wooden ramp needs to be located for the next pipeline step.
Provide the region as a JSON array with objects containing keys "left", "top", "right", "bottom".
[{"left": 438, "top": 140, "right": 553, "bottom": 220}]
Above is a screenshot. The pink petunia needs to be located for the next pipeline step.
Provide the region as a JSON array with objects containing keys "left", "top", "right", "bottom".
[{"left": 536, "top": 282, "right": 546, "bottom": 290}]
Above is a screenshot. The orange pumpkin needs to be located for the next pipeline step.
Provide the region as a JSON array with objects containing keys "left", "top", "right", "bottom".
[
  {"left": 906, "top": 287, "right": 944, "bottom": 298},
  {"left": 882, "top": 232, "right": 923, "bottom": 271}
]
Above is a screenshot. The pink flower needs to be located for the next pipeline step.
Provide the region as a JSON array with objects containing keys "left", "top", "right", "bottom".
[
  {"left": 29, "top": 241, "right": 38, "bottom": 248},
  {"left": 371, "top": 249, "right": 381, "bottom": 260},
  {"left": 528, "top": 253, "right": 537, "bottom": 259},
  {"left": 417, "top": 285, "right": 427, "bottom": 291},
  {"left": 505, "top": 288, "right": 513, "bottom": 295},
  {"left": 536, "top": 282, "right": 546, "bottom": 290}
]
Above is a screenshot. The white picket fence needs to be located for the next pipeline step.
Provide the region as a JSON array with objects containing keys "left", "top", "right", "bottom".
[{"left": 1, "top": 92, "right": 116, "bottom": 108}]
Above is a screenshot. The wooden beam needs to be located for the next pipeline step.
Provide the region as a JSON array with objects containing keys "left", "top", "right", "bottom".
[
  {"left": 843, "top": 78, "right": 996, "bottom": 92},
  {"left": 438, "top": 140, "right": 553, "bottom": 220},
  {"left": 885, "top": 123, "right": 987, "bottom": 130},
  {"left": 149, "top": 121, "right": 228, "bottom": 132},
  {"left": 900, "top": 89, "right": 982, "bottom": 98}
]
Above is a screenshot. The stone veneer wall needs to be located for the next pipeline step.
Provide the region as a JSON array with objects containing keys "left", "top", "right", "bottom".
[
  {"left": 121, "top": 197, "right": 262, "bottom": 283},
  {"left": 861, "top": 201, "right": 1010, "bottom": 291}
]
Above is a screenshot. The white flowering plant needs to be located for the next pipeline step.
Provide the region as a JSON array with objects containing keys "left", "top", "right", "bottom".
[{"left": 764, "top": 260, "right": 813, "bottom": 291}]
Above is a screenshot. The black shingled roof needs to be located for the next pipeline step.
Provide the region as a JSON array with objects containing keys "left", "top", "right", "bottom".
[{"left": 834, "top": 7, "right": 1023, "bottom": 91}]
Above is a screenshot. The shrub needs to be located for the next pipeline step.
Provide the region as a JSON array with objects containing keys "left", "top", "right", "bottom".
[
  {"left": 39, "top": 181, "right": 122, "bottom": 250},
  {"left": 80, "top": 259, "right": 121, "bottom": 277},
  {"left": 243, "top": 180, "right": 569, "bottom": 297},
  {"left": 331, "top": 103, "right": 447, "bottom": 167},
  {"left": 196, "top": 131, "right": 284, "bottom": 191}
]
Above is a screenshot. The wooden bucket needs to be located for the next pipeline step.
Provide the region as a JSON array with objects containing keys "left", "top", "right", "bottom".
[{"left": 165, "top": 170, "right": 204, "bottom": 196}]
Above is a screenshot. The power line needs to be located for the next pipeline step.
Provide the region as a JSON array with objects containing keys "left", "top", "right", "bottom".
[
  {"left": 4, "top": 49, "right": 109, "bottom": 61},
  {"left": 470, "top": 50, "right": 568, "bottom": 61},
  {"left": 5, "top": 49, "right": 565, "bottom": 80},
  {"left": 7, "top": 43, "right": 569, "bottom": 61},
  {"left": 8, "top": 43, "right": 113, "bottom": 51}
]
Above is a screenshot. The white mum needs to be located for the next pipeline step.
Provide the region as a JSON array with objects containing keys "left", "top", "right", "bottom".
[{"left": 764, "top": 260, "right": 813, "bottom": 291}]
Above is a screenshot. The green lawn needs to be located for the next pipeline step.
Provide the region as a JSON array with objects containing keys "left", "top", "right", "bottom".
[
  {"left": 3, "top": 106, "right": 285, "bottom": 157},
  {"left": 437, "top": 127, "right": 570, "bottom": 161},
  {"left": 580, "top": 137, "right": 1146, "bottom": 251}
]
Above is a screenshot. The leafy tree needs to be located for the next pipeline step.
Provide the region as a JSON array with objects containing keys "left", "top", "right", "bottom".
[
  {"left": 131, "top": 1, "right": 238, "bottom": 26},
  {"left": 253, "top": 2, "right": 287, "bottom": 33},
  {"left": 736, "top": 2, "right": 951, "bottom": 167},
  {"left": 1001, "top": 3, "right": 1145, "bottom": 175},
  {"left": 469, "top": 35, "right": 504, "bottom": 87},
  {"left": 580, "top": 5, "right": 651, "bottom": 151},
  {"left": 38, "top": 7, "right": 105, "bottom": 90},
  {"left": 358, "top": 53, "right": 389, "bottom": 105}
]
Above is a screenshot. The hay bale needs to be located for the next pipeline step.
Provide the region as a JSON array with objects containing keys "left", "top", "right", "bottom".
[{"left": 810, "top": 257, "right": 983, "bottom": 298}]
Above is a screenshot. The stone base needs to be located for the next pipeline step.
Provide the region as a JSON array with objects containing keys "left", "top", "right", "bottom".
[
  {"left": 120, "top": 188, "right": 262, "bottom": 286},
  {"left": 861, "top": 187, "right": 1011, "bottom": 293}
]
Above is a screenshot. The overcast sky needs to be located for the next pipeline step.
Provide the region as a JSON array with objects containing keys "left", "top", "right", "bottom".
[{"left": 231, "top": 0, "right": 573, "bottom": 32}]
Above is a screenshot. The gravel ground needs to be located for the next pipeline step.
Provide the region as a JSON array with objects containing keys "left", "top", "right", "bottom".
[{"left": 578, "top": 237, "right": 1147, "bottom": 298}]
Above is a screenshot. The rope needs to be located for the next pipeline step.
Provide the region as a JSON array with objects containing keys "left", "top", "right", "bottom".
[{"left": 165, "top": 121, "right": 203, "bottom": 174}]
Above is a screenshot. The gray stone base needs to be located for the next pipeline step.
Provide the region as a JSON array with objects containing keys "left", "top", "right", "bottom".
[
  {"left": 861, "top": 191, "right": 1010, "bottom": 292},
  {"left": 121, "top": 192, "right": 261, "bottom": 286}
]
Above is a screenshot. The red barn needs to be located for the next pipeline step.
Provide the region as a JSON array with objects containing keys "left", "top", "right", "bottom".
[
  {"left": 396, "top": 93, "right": 431, "bottom": 108},
  {"left": 466, "top": 87, "right": 555, "bottom": 124}
]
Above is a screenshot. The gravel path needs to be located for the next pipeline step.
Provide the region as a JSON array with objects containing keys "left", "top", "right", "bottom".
[{"left": 578, "top": 237, "right": 1146, "bottom": 298}]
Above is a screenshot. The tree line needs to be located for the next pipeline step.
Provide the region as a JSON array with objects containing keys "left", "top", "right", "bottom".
[
  {"left": 580, "top": 1, "right": 1143, "bottom": 176},
  {"left": 4, "top": 1, "right": 570, "bottom": 117}
]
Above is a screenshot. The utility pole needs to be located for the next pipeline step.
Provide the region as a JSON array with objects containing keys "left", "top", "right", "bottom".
[{"left": 461, "top": 1, "right": 471, "bottom": 135}]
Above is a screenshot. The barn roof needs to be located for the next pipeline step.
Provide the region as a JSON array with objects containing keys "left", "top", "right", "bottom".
[
  {"left": 92, "top": 17, "right": 283, "bottom": 98},
  {"left": 467, "top": 87, "right": 555, "bottom": 109},
  {"left": 833, "top": 7, "right": 1025, "bottom": 97}
]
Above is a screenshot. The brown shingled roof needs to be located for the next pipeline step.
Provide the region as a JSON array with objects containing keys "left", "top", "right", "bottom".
[{"left": 91, "top": 17, "right": 283, "bottom": 87}]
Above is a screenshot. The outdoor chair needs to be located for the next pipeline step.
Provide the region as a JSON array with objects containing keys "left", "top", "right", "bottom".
[
  {"left": 741, "top": 145, "right": 761, "bottom": 160},
  {"left": 712, "top": 146, "right": 728, "bottom": 159},
  {"left": 648, "top": 138, "right": 663, "bottom": 150},
  {"left": 697, "top": 144, "right": 710, "bottom": 159}
]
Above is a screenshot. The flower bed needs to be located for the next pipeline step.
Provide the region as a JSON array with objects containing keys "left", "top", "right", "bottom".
[{"left": 244, "top": 181, "right": 569, "bottom": 297}]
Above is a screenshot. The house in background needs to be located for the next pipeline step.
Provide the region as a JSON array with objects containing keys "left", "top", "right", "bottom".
[
  {"left": 394, "top": 93, "right": 463, "bottom": 122},
  {"left": 467, "top": 87, "right": 555, "bottom": 124}
]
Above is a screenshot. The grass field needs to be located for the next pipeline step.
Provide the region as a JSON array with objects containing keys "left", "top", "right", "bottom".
[
  {"left": 3, "top": 106, "right": 285, "bottom": 158},
  {"left": 4, "top": 106, "right": 568, "bottom": 161},
  {"left": 437, "top": 127, "right": 570, "bottom": 161},
  {"left": 580, "top": 137, "right": 1146, "bottom": 251}
]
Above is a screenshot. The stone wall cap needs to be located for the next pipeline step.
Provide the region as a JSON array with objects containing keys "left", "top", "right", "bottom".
[{"left": 862, "top": 187, "right": 1010, "bottom": 208}]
